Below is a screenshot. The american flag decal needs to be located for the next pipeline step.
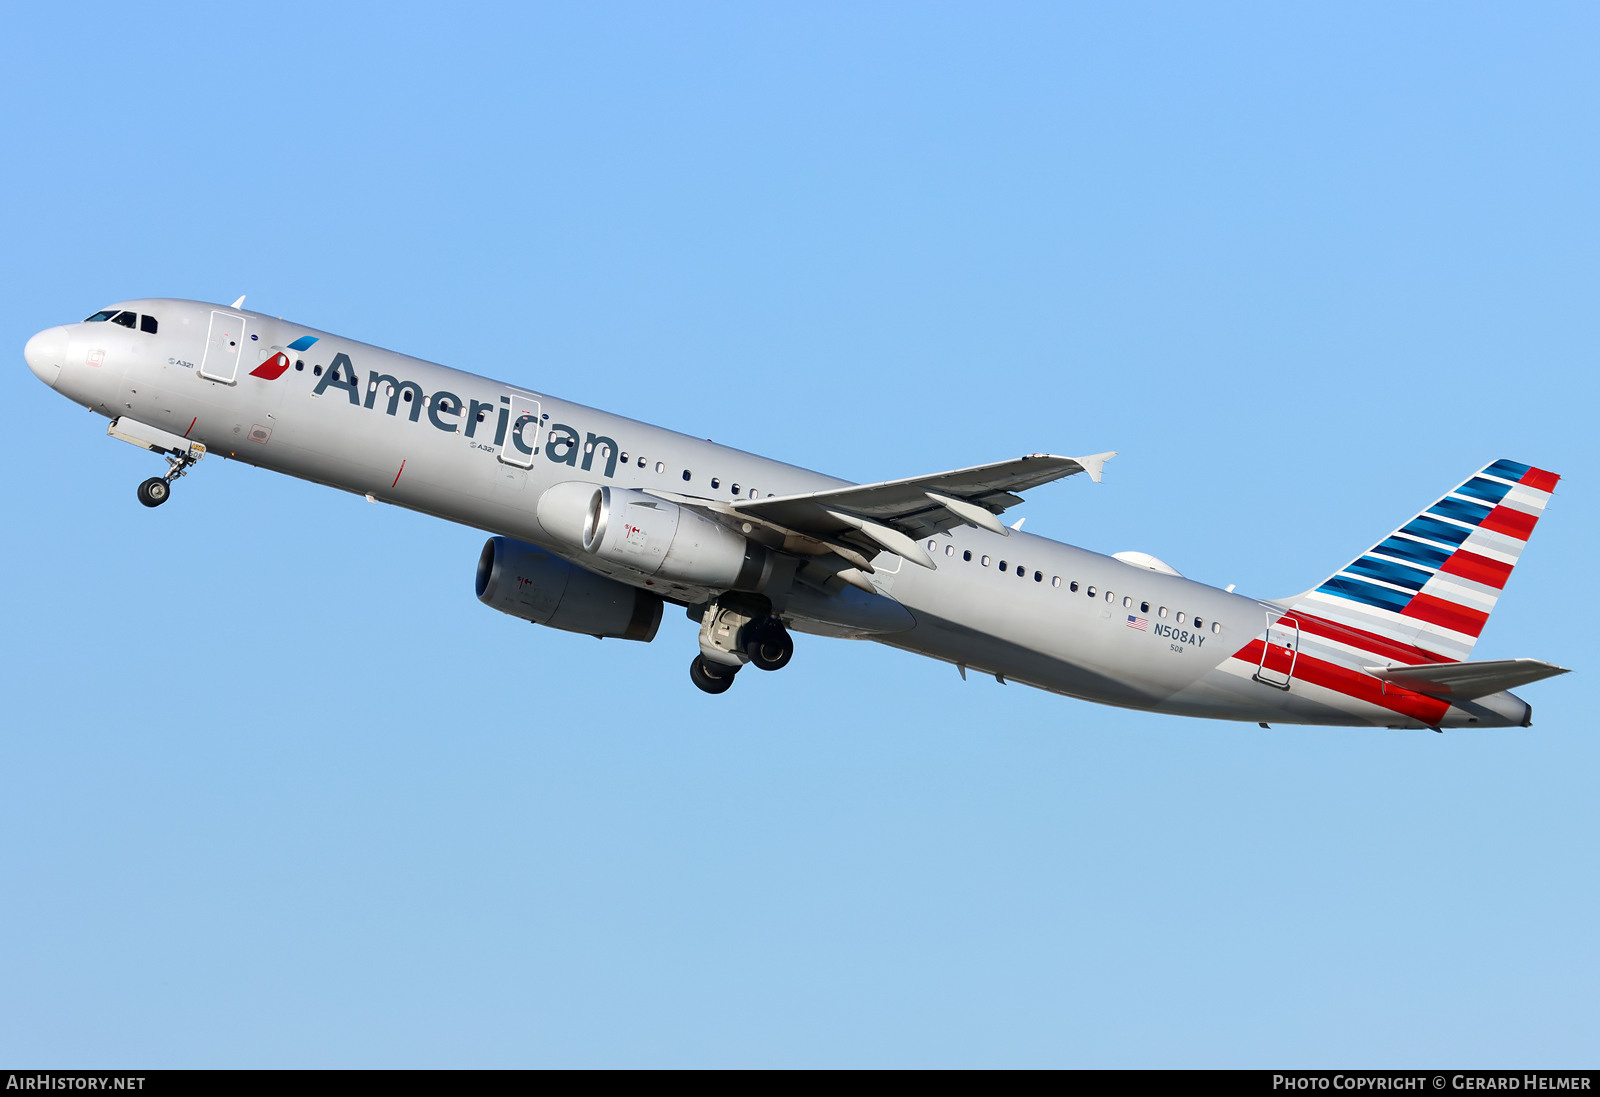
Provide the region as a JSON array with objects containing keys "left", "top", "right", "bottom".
[{"left": 1126, "top": 615, "right": 1148, "bottom": 631}]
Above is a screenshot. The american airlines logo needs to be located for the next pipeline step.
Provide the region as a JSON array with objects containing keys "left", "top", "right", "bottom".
[
  {"left": 249, "top": 353, "right": 291, "bottom": 381},
  {"left": 249, "top": 334, "right": 317, "bottom": 382},
  {"left": 304, "top": 347, "right": 624, "bottom": 478}
]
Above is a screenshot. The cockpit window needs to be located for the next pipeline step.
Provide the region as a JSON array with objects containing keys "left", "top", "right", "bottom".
[
  {"left": 85, "top": 310, "right": 117, "bottom": 322},
  {"left": 140, "top": 315, "right": 158, "bottom": 334},
  {"left": 111, "top": 311, "right": 136, "bottom": 328}
]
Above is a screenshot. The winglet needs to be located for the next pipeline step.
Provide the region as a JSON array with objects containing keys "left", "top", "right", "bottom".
[{"left": 1075, "top": 451, "right": 1117, "bottom": 484}]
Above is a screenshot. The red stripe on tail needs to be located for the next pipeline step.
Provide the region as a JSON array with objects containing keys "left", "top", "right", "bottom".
[
  {"left": 1292, "top": 611, "right": 1453, "bottom": 666},
  {"left": 1234, "top": 640, "right": 1451, "bottom": 725},
  {"left": 1520, "top": 467, "right": 1560, "bottom": 493},
  {"left": 1439, "top": 549, "right": 1513, "bottom": 590},
  {"left": 1402, "top": 593, "right": 1489, "bottom": 638},
  {"left": 1480, "top": 505, "right": 1538, "bottom": 541}
]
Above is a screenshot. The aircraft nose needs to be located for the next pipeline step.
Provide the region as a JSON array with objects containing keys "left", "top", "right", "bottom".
[{"left": 24, "top": 326, "right": 69, "bottom": 388}]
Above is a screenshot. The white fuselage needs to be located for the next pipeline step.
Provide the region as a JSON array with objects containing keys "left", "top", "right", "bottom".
[{"left": 25, "top": 299, "right": 1534, "bottom": 729}]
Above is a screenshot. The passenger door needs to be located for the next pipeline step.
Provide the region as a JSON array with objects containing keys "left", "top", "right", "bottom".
[
  {"left": 498, "top": 394, "right": 542, "bottom": 468},
  {"left": 199, "top": 310, "right": 248, "bottom": 384}
]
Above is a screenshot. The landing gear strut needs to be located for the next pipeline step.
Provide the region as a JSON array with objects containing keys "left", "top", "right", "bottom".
[{"left": 688, "top": 596, "right": 797, "bottom": 693}]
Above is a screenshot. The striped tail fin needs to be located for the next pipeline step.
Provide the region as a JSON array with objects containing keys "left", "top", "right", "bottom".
[{"left": 1284, "top": 459, "right": 1560, "bottom": 663}]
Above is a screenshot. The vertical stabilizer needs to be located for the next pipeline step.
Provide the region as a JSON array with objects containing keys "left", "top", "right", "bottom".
[{"left": 1284, "top": 459, "right": 1559, "bottom": 662}]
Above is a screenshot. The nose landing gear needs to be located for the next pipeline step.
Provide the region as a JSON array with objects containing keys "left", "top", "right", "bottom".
[
  {"left": 134, "top": 445, "right": 203, "bottom": 508},
  {"left": 106, "top": 418, "right": 205, "bottom": 509}
]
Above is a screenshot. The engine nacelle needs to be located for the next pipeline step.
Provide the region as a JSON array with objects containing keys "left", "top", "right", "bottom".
[
  {"left": 476, "top": 537, "right": 662, "bottom": 642},
  {"left": 536, "top": 482, "right": 772, "bottom": 591}
]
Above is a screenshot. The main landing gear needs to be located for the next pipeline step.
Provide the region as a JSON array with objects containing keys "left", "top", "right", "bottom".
[
  {"left": 688, "top": 595, "right": 796, "bottom": 694},
  {"left": 743, "top": 616, "right": 795, "bottom": 672},
  {"left": 135, "top": 445, "right": 202, "bottom": 509},
  {"left": 689, "top": 654, "right": 738, "bottom": 695}
]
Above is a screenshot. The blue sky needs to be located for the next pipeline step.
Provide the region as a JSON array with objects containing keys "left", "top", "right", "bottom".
[{"left": 2, "top": 2, "right": 1594, "bottom": 1067}]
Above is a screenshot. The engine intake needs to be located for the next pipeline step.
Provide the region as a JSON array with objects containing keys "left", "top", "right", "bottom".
[
  {"left": 536, "top": 482, "right": 771, "bottom": 591},
  {"left": 476, "top": 537, "right": 662, "bottom": 641}
]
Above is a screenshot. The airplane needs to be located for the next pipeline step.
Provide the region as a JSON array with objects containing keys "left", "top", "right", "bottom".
[{"left": 23, "top": 297, "right": 1569, "bottom": 729}]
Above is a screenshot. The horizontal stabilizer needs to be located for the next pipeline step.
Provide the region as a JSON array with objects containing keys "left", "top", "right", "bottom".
[{"left": 1363, "top": 658, "right": 1569, "bottom": 700}]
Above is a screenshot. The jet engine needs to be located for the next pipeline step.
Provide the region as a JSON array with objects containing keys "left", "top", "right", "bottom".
[
  {"left": 476, "top": 537, "right": 662, "bottom": 641},
  {"left": 536, "top": 482, "right": 772, "bottom": 591}
]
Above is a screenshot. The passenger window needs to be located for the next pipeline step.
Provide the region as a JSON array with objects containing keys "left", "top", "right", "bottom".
[
  {"left": 1070, "top": 582, "right": 1079, "bottom": 592},
  {"left": 403, "top": 389, "right": 413, "bottom": 402},
  {"left": 999, "top": 560, "right": 1008, "bottom": 571},
  {"left": 946, "top": 545, "right": 954, "bottom": 557},
  {"left": 1087, "top": 586, "right": 1097, "bottom": 597},
  {"left": 710, "top": 477, "right": 719, "bottom": 489},
  {"left": 1211, "top": 622, "right": 1221, "bottom": 634},
  {"left": 963, "top": 551, "right": 972, "bottom": 562},
  {"left": 655, "top": 461, "right": 665, "bottom": 474},
  {"left": 1105, "top": 591, "right": 1114, "bottom": 603},
  {"left": 749, "top": 489, "right": 759, "bottom": 498},
  {"left": 140, "top": 315, "right": 158, "bottom": 334},
  {"left": 1158, "top": 607, "right": 1168, "bottom": 618},
  {"left": 981, "top": 555, "right": 991, "bottom": 566},
  {"left": 682, "top": 469, "right": 692, "bottom": 482},
  {"left": 1176, "top": 612, "right": 1186, "bottom": 624},
  {"left": 1123, "top": 596, "right": 1132, "bottom": 608},
  {"left": 1194, "top": 617, "right": 1204, "bottom": 629},
  {"left": 637, "top": 456, "right": 646, "bottom": 468},
  {"left": 1141, "top": 602, "right": 1149, "bottom": 613},
  {"left": 928, "top": 540, "right": 937, "bottom": 551},
  {"left": 84, "top": 310, "right": 116, "bottom": 322},
  {"left": 112, "top": 311, "right": 136, "bottom": 328},
  {"left": 1051, "top": 576, "right": 1061, "bottom": 588},
  {"left": 620, "top": 452, "right": 630, "bottom": 463},
  {"left": 295, "top": 360, "right": 304, "bottom": 372},
  {"left": 313, "top": 364, "right": 323, "bottom": 376},
  {"left": 1034, "top": 571, "right": 1043, "bottom": 582},
  {"left": 731, "top": 484, "right": 740, "bottom": 495}
]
